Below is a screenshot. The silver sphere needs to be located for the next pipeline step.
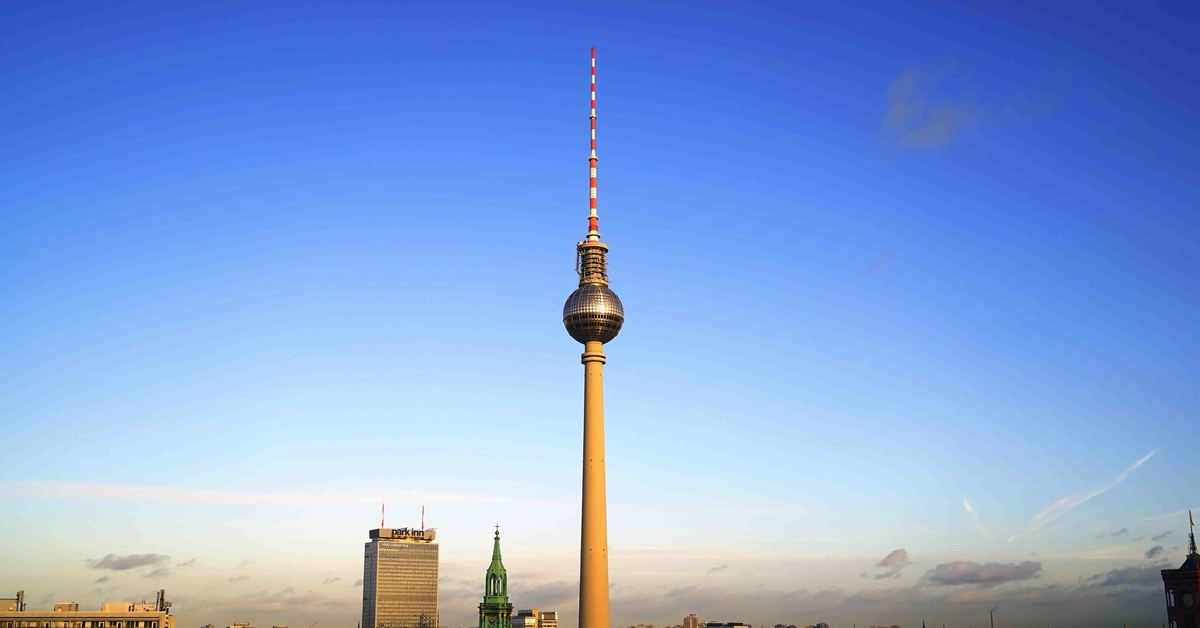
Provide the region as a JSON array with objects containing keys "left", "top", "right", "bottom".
[{"left": 563, "top": 283, "right": 624, "bottom": 344}]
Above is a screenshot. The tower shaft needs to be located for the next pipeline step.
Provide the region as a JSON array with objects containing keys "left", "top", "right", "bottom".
[
  {"left": 563, "top": 47, "right": 621, "bottom": 628},
  {"left": 579, "top": 340, "right": 610, "bottom": 628}
]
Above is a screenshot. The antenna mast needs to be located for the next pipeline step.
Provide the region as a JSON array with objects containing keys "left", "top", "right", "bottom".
[
  {"left": 381, "top": 503, "right": 385, "bottom": 529},
  {"left": 587, "top": 46, "right": 599, "bottom": 241}
]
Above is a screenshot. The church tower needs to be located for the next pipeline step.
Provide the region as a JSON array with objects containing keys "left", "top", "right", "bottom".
[
  {"left": 1162, "top": 511, "right": 1200, "bottom": 628},
  {"left": 479, "top": 528, "right": 513, "bottom": 628}
]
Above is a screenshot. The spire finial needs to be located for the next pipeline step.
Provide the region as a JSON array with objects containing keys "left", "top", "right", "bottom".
[
  {"left": 381, "top": 502, "right": 385, "bottom": 529},
  {"left": 587, "top": 46, "right": 600, "bottom": 241}
]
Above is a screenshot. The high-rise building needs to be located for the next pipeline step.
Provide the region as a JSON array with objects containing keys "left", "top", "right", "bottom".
[
  {"left": 478, "top": 529, "right": 513, "bottom": 628},
  {"left": 562, "top": 47, "right": 625, "bottom": 628},
  {"left": 361, "top": 524, "right": 438, "bottom": 628},
  {"left": 683, "top": 615, "right": 701, "bottom": 628},
  {"left": 0, "top": 590, "right": 174, "bottom": 628},
  {"left": 1162, "top": 510, "right": 1199, "bottom": 628},
  {"left": 538, "top": 610, "right": 558, "bottom": 628}
]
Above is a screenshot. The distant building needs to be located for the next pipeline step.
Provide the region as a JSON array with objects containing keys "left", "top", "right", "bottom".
[
  {"left": 683, "top": 615, "right": 701, "bottom": 628},
  {"left": 0, "top": 593, "right": 23, "bottom": 614},
  {"left": 513, "top": 609, "right": 556, "bottom": 628},
  {"left": 513, "top": 611, "right": 537, "bottom": 628},
  {"left": 705, "top": 622, "right": 750, "bottom": 628},
  {"left": 362, "top": 525, "right": 439, "bottom": 628},
  {"left": 228, "top": 624, "right": 255, "bottom": 628},
  {"left": 1162, "top": 511, "right": 1200, "bottom": 628},
  {"left": 0, "top": 589, "right": 174, "bottom": 628}
]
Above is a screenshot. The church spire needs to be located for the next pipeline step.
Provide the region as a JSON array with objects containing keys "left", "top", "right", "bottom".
[
  {"left": 479, "top": 527, "right": 513, "bottom": 628},
  {"left": 1190, "top": 509, "right": 1197, "bottom": 556},
  {"left": 488, "top": 526, "right": 506, "bottom": 580}
]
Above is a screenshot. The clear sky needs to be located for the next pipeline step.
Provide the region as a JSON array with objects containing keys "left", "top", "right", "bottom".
[{"left": 1, "top": 2, "right": 1197, "bottom": 627}]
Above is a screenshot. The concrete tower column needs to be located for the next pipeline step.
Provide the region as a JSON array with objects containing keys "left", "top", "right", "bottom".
[{"left": 579, "top": 340, "right": 609, "bottom": 628}]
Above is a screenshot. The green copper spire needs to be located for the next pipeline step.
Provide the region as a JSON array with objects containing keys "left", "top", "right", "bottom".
[{"left": 479, "top": 527, "right": 513, "bottom": 628}]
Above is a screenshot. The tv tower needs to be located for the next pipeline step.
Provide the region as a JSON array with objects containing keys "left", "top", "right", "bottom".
[{"left": 562, "top": 47, "right": 624, "bottom": 628}]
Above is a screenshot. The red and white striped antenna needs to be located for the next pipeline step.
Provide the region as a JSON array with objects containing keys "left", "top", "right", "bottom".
[{"left": 587, "top": 46, "right": 600, "bottom": 241}]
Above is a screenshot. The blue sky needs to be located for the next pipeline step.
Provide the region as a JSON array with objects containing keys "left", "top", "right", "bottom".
[{"left": 1, "top": 2, "right": 1197, "bottom": 627}]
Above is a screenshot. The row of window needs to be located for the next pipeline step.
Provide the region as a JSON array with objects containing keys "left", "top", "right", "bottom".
[{"left": 0, "top": 622, "right": 160, "bottom": 628}]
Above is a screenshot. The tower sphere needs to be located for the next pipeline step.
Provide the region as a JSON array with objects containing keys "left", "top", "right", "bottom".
[{"left": 563, "top": 283, "right": 624, "bottom": 344}]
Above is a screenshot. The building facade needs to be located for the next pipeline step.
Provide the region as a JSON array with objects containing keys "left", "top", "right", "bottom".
[
  {"left": 682, "top": 615, "right": 700, "bottom": 628},
  {"left": 513, "top": 609, "right": 556, "bottom": 628},
  {"left": 0, "top": 591, "right": 174, "bottom": 628},
  {"left": 512, "top": 611, "right": 536, "bottom": 628},
  {"left": 479, "top": 529, "right": 513, "bottom": 628},
  {"left": 1162, "top": 512, "right": 1200, "bottom": 628},
  {"left": 361, "top": 526, "right": 439, "bottom": 628}
]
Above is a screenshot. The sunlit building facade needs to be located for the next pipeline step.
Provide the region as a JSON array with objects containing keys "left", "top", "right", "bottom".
[
  {"left": 0, "top": 591, "right": 174, "bottom": 628},
  {"left": 362, "top": 527, "right": 439, "bottom": 628}
]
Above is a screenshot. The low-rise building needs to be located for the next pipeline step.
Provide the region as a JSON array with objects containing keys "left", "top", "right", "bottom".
[{"left": 0, "top": 590, "right": 174, "bottom": 628}]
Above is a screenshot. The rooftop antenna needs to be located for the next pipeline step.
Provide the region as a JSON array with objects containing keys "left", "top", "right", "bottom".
[
  {"left": 381, "top": 503, "right": 385, "bottom": 529},
  {"left": 421, "top": 505, "right": 425, "bottom": 530}
]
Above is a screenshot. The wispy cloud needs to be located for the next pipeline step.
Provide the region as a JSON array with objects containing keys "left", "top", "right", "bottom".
[
  {"left": 705, "top": 564, "right": 729, "bottom": 575},
  {"left": 1145, "top": 545, "right": 1165, "bottom": 559},
  {"left": 924, "top": 560, "right": 1041, "bottom": 586},
  {"left": 963, "top": 497, "right": 986, "bottom": 537},
  {"left": 873, "top": 548, "right": 912, "bottom": 580},
  {"left": 1097, "top": 527, "right": 1129, "bottom": 539},
  {"left": 90, "top": 554, "right": 170, "bottom": 571},
  {"left": 1082, "top": 564, "right": 1165, "bottom": 587},
  {"left": 1008, "top": 450, "right": 1156, "bottom": 542},
  {"left": 884, "top": 66, "right": 976, "bottom": 148},
  {"left": 1140, "top": 507, "right": 1200, "bottom": 522},
  {"left": 0, "top": 480, "right": 568, "bottom": 509},
  {"left": 322, "top": 577, "right": 340, "bottom": 585},
  {"left": 1152, "top": 531, "right": 1172, "bottom": 541}
]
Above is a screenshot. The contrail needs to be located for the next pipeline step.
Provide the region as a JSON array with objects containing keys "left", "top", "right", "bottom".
[
  {"left": 963, "top": 497, "right": 986, "bottom": 537},
  {"left": 1008, "top": 449, "right": 1156, "bottom": 542}
]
